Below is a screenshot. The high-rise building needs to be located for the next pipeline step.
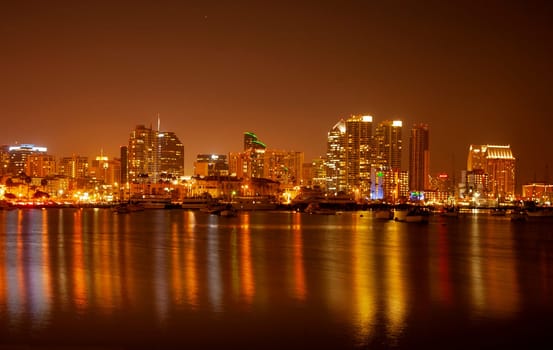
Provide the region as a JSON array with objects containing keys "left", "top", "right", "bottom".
[
  {"left": 467, "top": 144, "right": 516, "bottom": 199},
  {"left": 370, "top": 166, "right": 409, "bottom": 202},
  {"left": 326, "top": 115, "right": 375, "bottom": 194},
  {"left": 303, "top": 157, "right": 327, "bottom": 188},
  {"left": 27, "top": 154, "right": 57, "bottom": 177},
  {"left": 157, "top": 131, "right": 184, "bottom": 178},
  {"left": 128, "top": 125, "right": 156, "bottom": 182},
  {"left": 7, "top": 144, "right": 48, "bottom": 176},
  {"left": 409, "top": 124, "right": 430, "bottom": 192},
  {"left": 243, "top": 132, "right": 266, "bottom": 179},
  {"left": 345, "top": 115, "right": 373, "bottom": 192},
  {"left": 228, "top": 152, "right": 251, "bottom": 178},
  {"left": 374, "top": 120, "right": 403, "bottom": 170},
  {"left": 326, "top": 119, "right": 346, "bottom": 192},
  {"left": 263, "top": 150, "right": 304, "bottom": 185},
  {"left": 58, "top": 155, "right": 89, "bottom": 179},
  {"left": 127, "top": 125, "right": 184, "bottom": 182},
  {"left": 120, "top": 146, "right": 128, "bottom": 184},
  {"left": 194, "top": 154, "right": 229, "bottom": 177}
]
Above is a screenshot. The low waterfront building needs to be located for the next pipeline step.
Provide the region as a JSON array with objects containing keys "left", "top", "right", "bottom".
[{"left": 522, "top": 183, "right": 553, "bottom": 204}]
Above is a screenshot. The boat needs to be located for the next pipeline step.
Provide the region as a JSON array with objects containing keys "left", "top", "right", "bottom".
[
  {"left": 305, "top": 202, "right": 337, "bottom": 215},
  {"left": 130, "top": 194, "right": 172, "bottom": 209},
  {"left": 113, "top": 202, "right": 145, "bottom": 214},
  {"left": 393, "top": 207, "right": 408, "bottom": 221},
  {"left": 231, "top": 196, "right": 278, "bottom": 211},
  {"left": 200, "top": 202, "right": 227, "bottom": 215},
  {"left": 510, "top": 208, "right": 527, "bottom": 222},
  {"left": 181, "top": 197, "right": 215, "bottom": 210},
  {"left": 525, "top": 207, "right": 553, "bottom": 220},
  {"left": 219, "top": 204, "right": 238, "bottom": 217},
  {"left": 440, "top": 206, "right": 459, "bottom": 217},
  {"left": 395, "top": 206, "right": 430, "bottom": 223}
]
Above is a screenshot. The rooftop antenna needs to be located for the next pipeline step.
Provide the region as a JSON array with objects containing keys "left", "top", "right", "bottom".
[{"left": 157, "top": 113, "right": 160, "bottom": 132}]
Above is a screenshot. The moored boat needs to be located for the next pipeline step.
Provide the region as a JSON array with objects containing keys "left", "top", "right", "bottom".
[
  {"left": 182, "top": 197, "right": 215, "bottom": 210},
  {"left": 395, "top": 206, "right": 430, "bottom": 223},
  {"left": 113, "top": 202, "right": 145, "bottom": 214},
  {"left": 305, "top": 202, "right": 337, "bottom": 215},
  {"left": 440, "top": 206, "right": 459, "bottom": 218},
  {"left": 131, "top": 195, "right": 172, "bottom": 209},
  {"left": 200, "top": 203, "right": 227, "bottom": 215},
  {"left": 525, "top": 208, "right": 553, "bottom": 220},
  {"left": 231, "top": 196, "right": 278, "bottom": 211},
  {"left": 219, "top": 205, "right": 238, "bottom": 217},
  {"left": 374, "top": 208, "right": 393, "bottom": 220}
]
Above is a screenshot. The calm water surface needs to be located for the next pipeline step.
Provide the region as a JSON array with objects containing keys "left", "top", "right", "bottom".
[{"left": 1, "top": 208, "right": 553, "bottom": 349}]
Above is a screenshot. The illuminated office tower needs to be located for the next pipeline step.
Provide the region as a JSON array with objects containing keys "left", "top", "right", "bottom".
[
  {"left": 128, "top": 125, "right": 156, "bottom": 182},
  {"left": 120, "top": 146, "right": 128, "bottom": 184},
  {"left": 345, "top": 115, "right": 373, "bottom": 193},
  {"left": 58, "top": 155, "right": 89, "bottom": 179},
  {"left": 263, "top": 150, "right": 304, "bottom": 185},
  {"left": 90, "top": 155, "right": 121, "bottom": 186},
  {"left": 374, "top": 120, "right": 403, "bottom": 170},
  {"left": 409, "top": 124, "right": 430, "bottom": 192},
  {"left": 467, "top": 144, "right": 516, "bottom": 199},
  {"left": 303, "top": 157, "right": 327, "bottom": 188},
  {"left": 7, "top": 144, "right": 48, "bottom": 176},
  {"left": 26, "top": 154, "right": 57, "bottom": 177},
  {"left": 243, "top": 131, "right": 266, "bottom": 179},
  {"left": 127, "top": 125, "right": 184, "bottom": 182},
  {"left": 326, "top": 119, "right": 346, "bottom": 192},
  {"left": 370, "top": 167, "right": 409, "bottom": 202},
  {"left": 157, "top": 131, "right": 184, "bottom": 178},
  {"left": 228, "top": 152, "right": 249, "bottom": 178},
  {"left": 194, "top": 154, "right": 229, "bottom": 177}
]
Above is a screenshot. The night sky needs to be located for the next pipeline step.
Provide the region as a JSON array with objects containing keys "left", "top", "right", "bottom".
[{"left": 1, "top": 0, "right": 552, "bottom": 185}]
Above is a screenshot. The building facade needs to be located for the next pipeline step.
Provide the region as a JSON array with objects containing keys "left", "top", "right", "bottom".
[
  {"left": 127, "top": 125, "right": 184, "bottom": 183},
  {"left": 467, "top": 144, "right": 516, "bottom": 199},
  {"left": 58, "top": 155, "right": 89, "bottom": 179},
  {"left": 243, "top": 131, "right": 266, "bottom": 179},
  {"left": 325, "top": 119, "right": 347, "bottom": 192},
  {"left": 7, "top": 144, "right": 48, "bottom": 176},
  {"left": 263, "top": 150, "right": 304, "bottom": 186},
  {"left": 345, "top": 115, "right": 373, "bottom": 193},
  {"left": 374, "top": 120, "right": 402, "bottom": 170},
  {"left": 409, "top": 124, "right": 430, "bottom": 192},
  {"left": 194, "top": 154, "right": 229, "bottom": 177},
  {"left": 157, "top": 131, "right": 185, "bottom": 178}
]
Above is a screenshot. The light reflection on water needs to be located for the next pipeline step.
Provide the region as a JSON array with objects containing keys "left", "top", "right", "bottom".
[{"left": 0, "top": 209, "right": 552, "bottom": 348}]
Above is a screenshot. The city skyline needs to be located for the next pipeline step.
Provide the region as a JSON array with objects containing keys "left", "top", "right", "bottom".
[
  {"left": 1, "top": 1, "right": 552, "bottom": 186},
  {"left": 0, "top": 117, "right": 532, "bottom": 186}
]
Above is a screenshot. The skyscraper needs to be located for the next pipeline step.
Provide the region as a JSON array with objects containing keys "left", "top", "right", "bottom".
[
  {"left": 243, "top": 131, "right": 266, "bottom": 179},
  {"left": 58, "top": 155, "right": 89, "bottom": 179},
  {"left": 128, "top": 125, "right": 156, "bottom": 182},
  {"left": 345, "top": 115, "right": 373, "bottom": 193},
  {"left": 326, "top": 119, "right": 346, "bottom": 192},
  {"left": 120, "top": 146, "right": 128, "bottom": 184},
  {"left": 409, "top": 124, "right": 430, "bottom": 192},
  {"left": 374, "top": 120, "right": 403, "bottom": 170},
  {"left": 194, "top": 154, "right": 229, "bottom": 177},
  {"left": 263, "top": 150, "right": 304, "bottom": 185},
  {"left": 7, "top": 144, "right": 48, "bottom": 176},
  {"left": 157, "top": 131, "right": 185, "bottom": 177},
  {"left": 127, "top": 124, "right": 184, "bottom": 183},
  {"left": 467, "top": 144, "right": 516, "bottom": 199}
]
